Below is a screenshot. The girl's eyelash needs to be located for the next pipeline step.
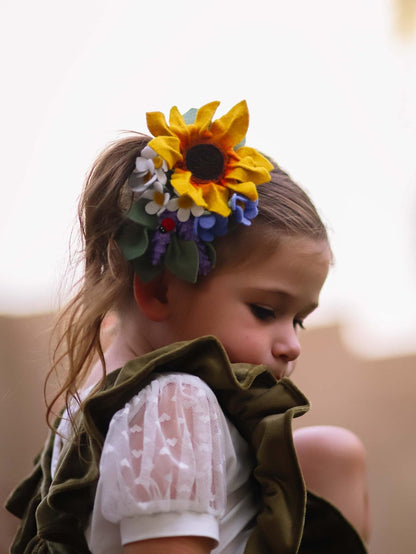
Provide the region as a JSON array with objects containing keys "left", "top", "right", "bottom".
[
  {"left": 250, "top": 305, "right": 307, "bottom": 329},
  {"left": 249, "top": 304, "right": 276, "bottom": 321}
]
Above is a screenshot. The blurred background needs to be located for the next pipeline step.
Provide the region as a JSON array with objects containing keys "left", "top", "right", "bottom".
[{"left": 1, "top": 0, "right": 415, "bottom": 552}]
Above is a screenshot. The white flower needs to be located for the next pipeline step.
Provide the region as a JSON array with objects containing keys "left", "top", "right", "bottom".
[
  {"left": 166, "top": 194, "right": 205, "bottom": 222},
  {"left": 128, "top": 146, "right": 168, "bottom": 194},
  {"left": 142, "top": 181, "right": 170, "bottom": 216}
]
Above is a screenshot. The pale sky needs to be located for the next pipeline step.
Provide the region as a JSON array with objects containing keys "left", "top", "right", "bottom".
[{"left": 1, "top": 0, "right": 415, "bottom": 358}]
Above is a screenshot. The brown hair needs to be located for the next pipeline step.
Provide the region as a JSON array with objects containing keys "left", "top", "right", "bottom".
[
  {"left": 46, "top": 134, "right": 147, "bottom": 425},
  {"left": 46, "top": 136, "right": 329, "bottom": 427},
  {"left": 213, "top": 164, "right": 329, "bottom": 270}
]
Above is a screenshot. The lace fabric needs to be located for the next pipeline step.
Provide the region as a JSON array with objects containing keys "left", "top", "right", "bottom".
[{"left": 97, "top": 373, "right": 228, "bottom": 522}]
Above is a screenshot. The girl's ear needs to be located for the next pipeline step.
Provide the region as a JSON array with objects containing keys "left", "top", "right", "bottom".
[{"left": 133, "top": 273, "right": 171, "bottom": 322}]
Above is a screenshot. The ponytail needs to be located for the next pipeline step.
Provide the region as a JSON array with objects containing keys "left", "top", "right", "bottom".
[{"left": 45, "top": 134, "right": 149, "bottom": 427}]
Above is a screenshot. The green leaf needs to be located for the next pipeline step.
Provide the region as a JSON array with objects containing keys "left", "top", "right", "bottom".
[
  {"left": 165, "top": 234, "right": 199, "bottom": 283},
  {"left": 117, "top": 224, "right": 149, "bottom": 261},
  {"left": 132, "top": 255, "right": 161, "bottom": 283},
  {"left": 182, "top": 108, "right": 198, "bottom": 125},
  {"left": 126, "top": 199, "right": 158, "bottom": 229}
]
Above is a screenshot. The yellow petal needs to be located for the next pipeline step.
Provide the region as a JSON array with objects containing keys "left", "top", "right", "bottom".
[
  {"left": 227, "top": 163, "right": 271, "bottom": 185},
  {"left": 235, "top": 146, "right": 274, "bottom": 171},
  {"left": 146, "top": 111, "right": 174, "bottom": 137},
  {"left": 148, "top": 136, "right": 182, "bottom": 168},
  {"left": 209, "top": 100, "right": 249, "bottom": 147},
  {"left": 169, "top": 106, "right": 189, "bottom": 138},
  {"left": 224, "top": 180, "right": 259, "bottom": 201},
  {"left": 194, "top": 101, "right": 220, "bottom": 132},
  {"left": 171, "top": 170, "right": 208, "bottom": 208},
  {"left": 201, "top": 183, "right": 231, "bottom": 216}
]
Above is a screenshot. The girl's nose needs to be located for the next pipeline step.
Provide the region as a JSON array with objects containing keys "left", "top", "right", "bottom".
[{"left": 272, "top": 326, "right": 301, "bottom": 362}]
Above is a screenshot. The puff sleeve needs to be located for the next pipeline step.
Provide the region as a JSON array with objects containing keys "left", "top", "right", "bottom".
[{"left": 93, "top": 373, "right": 228, "bottom": 546}]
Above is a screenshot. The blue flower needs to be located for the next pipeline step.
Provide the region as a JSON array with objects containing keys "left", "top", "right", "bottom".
[
  {"left": 193, "top": 213, "right": 228, "bottom": 242},
  {"left": 229, "top": 193, "right": 258, "bottom": 226}
]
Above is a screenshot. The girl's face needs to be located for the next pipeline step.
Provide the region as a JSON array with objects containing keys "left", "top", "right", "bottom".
[{"left": 163, "top": 235, "right": 331, "bottom": 379}]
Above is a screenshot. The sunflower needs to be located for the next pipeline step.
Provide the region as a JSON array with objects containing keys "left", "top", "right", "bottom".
[{"left": 145, "top": 100, "right": 274, "bottom": 217}]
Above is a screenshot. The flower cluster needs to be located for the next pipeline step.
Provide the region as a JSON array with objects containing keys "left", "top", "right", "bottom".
[{"left": 118, "top": 100, "right": 274, "bottom": 283}]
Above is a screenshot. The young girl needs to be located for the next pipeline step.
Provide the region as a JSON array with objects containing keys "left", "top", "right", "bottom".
[{"left": 6, "top": 100, "right": 369, "bottom": 553}]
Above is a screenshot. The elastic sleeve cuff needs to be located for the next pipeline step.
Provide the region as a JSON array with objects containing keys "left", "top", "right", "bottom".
[{"left": 120, "top": 511, "right": 220, "bottom": 546}]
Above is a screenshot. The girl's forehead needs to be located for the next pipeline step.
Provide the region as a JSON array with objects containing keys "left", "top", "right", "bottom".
[
  {"left": 213, "top": 236, "right": 330, "bottom": 300},
  {"left": 263, "top": 238, "right": 330, "bottom": 280}
]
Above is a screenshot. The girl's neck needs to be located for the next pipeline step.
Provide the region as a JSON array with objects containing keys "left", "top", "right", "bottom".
[{"left": 85, "top": 310, "right": 154, "bottom": 387}]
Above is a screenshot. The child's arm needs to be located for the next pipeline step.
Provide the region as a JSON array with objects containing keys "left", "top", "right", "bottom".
[
  {"left": 124, "top": 535, "right": 215, "bottom": 553},
  {"left": 294, "top": 425, "right": 370, "bottom": 542}
]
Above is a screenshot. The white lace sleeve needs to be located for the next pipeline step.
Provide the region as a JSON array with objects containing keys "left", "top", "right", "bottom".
[{"left": 95, "top": 373, "right": 227, "bottom": 544}]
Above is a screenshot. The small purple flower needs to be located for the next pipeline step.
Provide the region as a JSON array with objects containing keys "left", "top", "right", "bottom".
[
  {"left": 197, "top": 243, "right": 213, "bottom": 276},
  {"left": 177, "top": 216, "right": 196, "bottom": 241},
  {"left": 193, "top": 213, "right": 228, "bottom": 242},
  {"left": 151, "top": 229, "right": 171, "bottom": 265},
  {"left": 229, "top": 193, "right": 258, "bottom": 225}
]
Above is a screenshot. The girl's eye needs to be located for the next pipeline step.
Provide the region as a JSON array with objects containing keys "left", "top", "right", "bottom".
[
  {"left": 293, "top": 319, "right": 306, "bottom": 330},
  {"left": 250, "top": 304, "right": 276, "bottom": 321}
]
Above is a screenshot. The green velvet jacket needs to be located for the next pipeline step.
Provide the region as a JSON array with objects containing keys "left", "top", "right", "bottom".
[{"left": 6, "top": 336, "right": 367, "bottom": 553}]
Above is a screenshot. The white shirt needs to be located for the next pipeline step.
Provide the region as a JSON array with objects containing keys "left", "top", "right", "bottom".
[{"left": 52, "top": 373, "right": 258, "bottom": 553}]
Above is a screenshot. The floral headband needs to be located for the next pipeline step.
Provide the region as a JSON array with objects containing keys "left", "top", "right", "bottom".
[{"left": 118, "top": 100, "right": 274, "bottom": 283}]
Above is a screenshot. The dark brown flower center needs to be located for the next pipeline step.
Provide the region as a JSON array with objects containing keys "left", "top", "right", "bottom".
[{"left": 185, "top": 144, "right": 225, "bottom": 181}]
